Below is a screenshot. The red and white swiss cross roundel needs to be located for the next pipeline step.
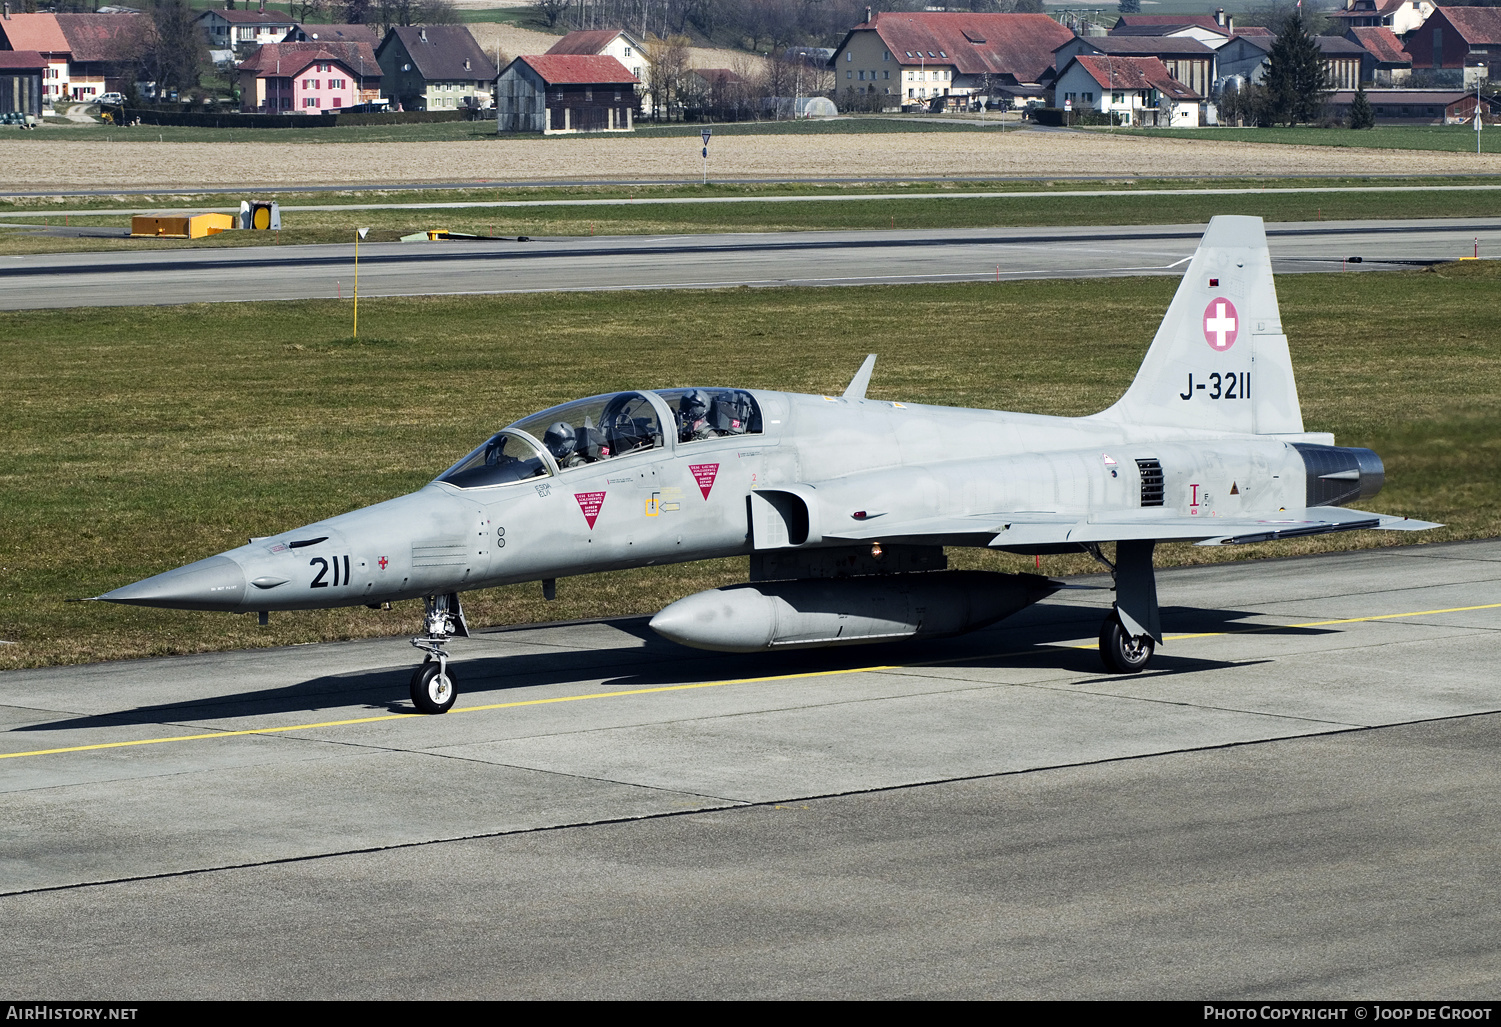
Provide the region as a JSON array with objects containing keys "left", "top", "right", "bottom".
[{"left": 1202, "top": 297, "right": 1238, "bottom": 351}]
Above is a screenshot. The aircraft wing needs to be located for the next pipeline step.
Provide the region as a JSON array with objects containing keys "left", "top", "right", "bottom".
[{"left": 824, "top": 507, "right": 1439, "bottom": 548}]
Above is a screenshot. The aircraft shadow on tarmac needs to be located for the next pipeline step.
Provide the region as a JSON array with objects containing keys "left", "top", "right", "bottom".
[{"left": 16, "top": 603, "right": 1325, "bottom": 735}]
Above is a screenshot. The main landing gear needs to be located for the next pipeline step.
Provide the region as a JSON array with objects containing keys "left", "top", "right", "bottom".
[
  {"left": 409, "top": 592, "right": 468, "bottom": 714},
  {"left": 1082, "top": 540, "right": 1162, "bottom": 675}
]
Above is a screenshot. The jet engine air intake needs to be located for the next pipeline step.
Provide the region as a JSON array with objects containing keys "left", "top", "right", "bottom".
[
  {"left": 749, "top": 488, "right": 815, "bottom": 548},
  {"left": 1293, "top": 444, "right": 1384, "bottom": 507}
]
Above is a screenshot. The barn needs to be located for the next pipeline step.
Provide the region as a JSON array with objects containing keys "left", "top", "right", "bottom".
[{"left": 495, "top": 54, "right": 638, "bottom": 135}]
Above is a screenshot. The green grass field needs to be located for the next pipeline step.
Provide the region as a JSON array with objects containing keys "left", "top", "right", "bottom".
[
  {"left": 1116, "top": 124, "right": 1501, "bottom": 154},
  {"left": 2, "top": 262, "right": 1496, "bottom": 670},
  {"left": 4, "top": 178, "right": 1501, "bottom": 253}
]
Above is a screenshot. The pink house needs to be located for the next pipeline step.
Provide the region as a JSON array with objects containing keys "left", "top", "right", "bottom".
[{"left": 239, "top": 44, "right": 373, "bottom": 113}]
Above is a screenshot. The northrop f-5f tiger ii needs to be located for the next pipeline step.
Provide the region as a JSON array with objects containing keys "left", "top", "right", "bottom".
[{"left": 94, "top": 217, "right": 1437, "bottom": 713}]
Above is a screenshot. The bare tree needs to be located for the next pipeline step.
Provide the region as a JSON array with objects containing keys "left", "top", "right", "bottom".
[
  {"left": 291, "top": 0, "right": 327, "bottom": 24},
  {"left": 146, "top": 0, "right": 206, "bottom": 96},
  {"left": 535, "top": 0, "right": 573, "bottom": 29},
  {"left": 643, "top": 33, "right": 691, "bottom": 119}
]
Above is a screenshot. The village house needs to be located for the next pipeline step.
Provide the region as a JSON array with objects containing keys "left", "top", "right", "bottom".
[
  {"left": 0, "top": 10, "right": 152, "bottom": 102},
  {"left": 377, "top": 25, "right": 496, "bottom": 112},
  {"left": 1216, "top": 33, "right": 1367, "bottom": 92},
  {"left": 1325, "top": 0, "right": 1434, "bottom": 36},
  {"left": 1325, "top": 87, "right": 1496, "bottom": 122},
  {"left": 1109, "top": 12, "right": 1236, "bottom": 49},
  {"left": 196, "top": 7, "right": 297, "bottom": 54},
  {"left": 1053, "top": 54, "right": 1203, "bottom": 126},
  {"left": 495, "top": 53, "right": 637, "bottom": 134},
  {"left": 238, "top": 41, "right": 382, "bottom": 112},
  {"left": 1347, "top": 26, "right": 1412, "bottom": 85},
  {"left": 545, "top": 28, "right": 650, "bottom": 111},
  {"left": 282, "top": 23, "right": 381, "bottom": 47},
  {"left": 0, "top": 48, "right": 45, "bottom": 116},
  {"left": 1053, "top": 35, "right": 1216, "bottom": 98},
  {"left": 829, "top": 10, "right": 1074, "bottom": 109},
  {"left": 1404, "top": 6, "right": 1501, "bottom": 86}
]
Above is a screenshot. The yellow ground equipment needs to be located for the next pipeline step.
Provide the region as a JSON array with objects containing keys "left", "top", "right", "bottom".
[{"left": 129, "top": 213, "right": 236, "bottom": 239}]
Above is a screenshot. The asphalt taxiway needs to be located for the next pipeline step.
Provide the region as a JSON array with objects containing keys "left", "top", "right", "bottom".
[
  {"left": 2, "top": 218, "right": 1496, "bottom": 309},
  {"left": 2, "top": 539, "right": 1499, "bottom": 998}
]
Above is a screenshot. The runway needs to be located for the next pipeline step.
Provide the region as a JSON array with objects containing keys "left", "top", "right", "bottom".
[
  {"left": 2, "top": 539, "right": 1499, "bottom": 998},
  {"left": 2, "top": 218, "right": 1496, "bottom": 310}
]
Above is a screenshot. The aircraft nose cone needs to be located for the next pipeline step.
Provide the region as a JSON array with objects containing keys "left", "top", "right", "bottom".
[{"left": 99, "top": 555, "right": 247, "bottom": 611}]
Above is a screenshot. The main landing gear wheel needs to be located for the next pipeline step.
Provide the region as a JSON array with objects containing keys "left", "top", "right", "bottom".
[
  {"left": 1099, "top": 613, "right": 1155, "bottom": 674},
  {"left": 411, "top": 661, "right": 457, "bottom": 714}
]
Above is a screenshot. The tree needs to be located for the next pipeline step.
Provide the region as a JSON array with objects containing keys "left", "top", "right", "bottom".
[
  {"left": 1013, "top": 0, "right": 1045, "bottom": 11},
  {"left": 146, "top": 0, "right": 207, "bottom": 97},
  {"left": 535, "top": 0, "right": 572, "bottom": 29},
  {"left": 643, "top": 33, "right": 691, "bottom": 120},
  {"left": 1262, "top": 14, "right": 1330, "bottom": 124},
  {"left": 1117, "top": 0, "right": 1141, "bottom": 13},
  {"left": 291, "top": 0, "right": 326, "bottom": 24},
  {"left": 1349, "top": 82, "right": 1375, "bottom": 128},
  {"left": 339, "top": 0, "right": 373, "bottom": 23}
]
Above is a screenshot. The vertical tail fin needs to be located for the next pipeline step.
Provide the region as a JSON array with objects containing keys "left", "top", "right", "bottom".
[{"left": 1101, "top": 215, "right": 1304, "bottom": 435}]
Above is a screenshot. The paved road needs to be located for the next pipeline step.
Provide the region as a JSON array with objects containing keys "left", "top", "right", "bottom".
[
  {"left": 2, "top": 540, "right": 1499, "bottom": 998},
  {"left": 2, "top": 218, "right": 1496, "bottom": 310}
]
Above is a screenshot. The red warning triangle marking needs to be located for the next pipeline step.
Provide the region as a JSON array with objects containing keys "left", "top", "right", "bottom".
[
  {"left": 574, "top": 491, "right": 606, "bottom": 529},
  {"left": 1230, "top": 482, "right": 1240, "bottom": 495},
  {"left": 689, "top": 463, "right": 719, "bottom": 500}
]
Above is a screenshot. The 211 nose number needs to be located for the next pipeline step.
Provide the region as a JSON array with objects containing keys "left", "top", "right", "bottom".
[{"left": 310, "top": 555, "right": 351, "bottom": 588}]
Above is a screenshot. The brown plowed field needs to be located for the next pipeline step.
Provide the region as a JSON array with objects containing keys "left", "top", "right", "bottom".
[{"left": 6, "top": 130, "right": 1500, "bottom": 190}]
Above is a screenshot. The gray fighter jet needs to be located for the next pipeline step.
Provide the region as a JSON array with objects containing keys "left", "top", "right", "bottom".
[{"left": 94, "top": 217, "right": 1437, "bottom": 713}]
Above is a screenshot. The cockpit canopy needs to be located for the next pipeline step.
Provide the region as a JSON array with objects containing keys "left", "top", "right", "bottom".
[{"left": 436, "top": 388, "right": 762, "bottom": 489}]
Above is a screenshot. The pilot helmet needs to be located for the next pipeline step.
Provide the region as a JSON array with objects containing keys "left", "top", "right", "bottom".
[
  {"left": 680, "top": 389, "right": 710, "bottom": 421},
  {"left": 543, "top": 421, "right": 577, "bottom": 459}
]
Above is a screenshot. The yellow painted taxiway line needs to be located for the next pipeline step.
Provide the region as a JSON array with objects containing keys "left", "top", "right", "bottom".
[
  {"left": 1065, "top": 601, "right": 1501, "bottom": 648},
  {"left": 4, "top": 601, "right": 1498, "bottom": 762},
  {"left": 0, "top": 664, "right": 899, "bottom": 761}
]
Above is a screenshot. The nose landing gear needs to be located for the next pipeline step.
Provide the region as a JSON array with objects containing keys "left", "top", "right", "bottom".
[{"left": 409, "top": 592, "right": 468, "bottom": 714}]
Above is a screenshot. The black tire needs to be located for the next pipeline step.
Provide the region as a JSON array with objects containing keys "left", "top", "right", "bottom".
[
  {"left": 410, "top": 661, "right": 457, "bottom": 714},
  {"left": 1099, "top": 612, "right": 1154, "bottom": 674}
]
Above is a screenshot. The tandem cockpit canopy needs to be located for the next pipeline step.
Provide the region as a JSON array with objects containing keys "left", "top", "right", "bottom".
[{"left": 436, "top": 389, "right": 763, "bottom": 489}]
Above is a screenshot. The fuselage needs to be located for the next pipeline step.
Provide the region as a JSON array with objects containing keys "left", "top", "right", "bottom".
[{"left": 105, "top": 386, "right": 1359, "bottom": 616}]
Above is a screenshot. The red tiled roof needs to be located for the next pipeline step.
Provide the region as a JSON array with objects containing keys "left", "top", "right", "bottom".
[
  {"left": 1056, "top": 35, "right": 1216, "bottom": 56},
  {"left": 1068, "top": 54, "right": 1201, "bottom": 98},
  {"left": 1435, "top": 5, "right": 1501, "bottom": 44},
  {"left": 54, "top": 14, "right": 153, "bottom": 62},
  {"left": 239, "top": 41, "right": 381, "bottom": 80},
  {"left": 1328, "top": 0, "right": 1407, "bottom": 19},
  {"left": 1235, "top": 26, "right": 1274, "bottom": 36},
  {"left": 517, "top": 54, "right": 639, "bottom": 84},
  {"left": 198, "top": 9, "right": 296, "bottom": 25},
  {"left": 545, "top": 29, "right": 639, "bottom": 56},
  {"left": 1350, "top": 26, "right": 1411, "bottom": 64},
  {"left": 0, "top": 49, "right": 48, "bottom": 70},
  {"left": 839, "top": 12, "right": 1074, "bottom": 84},
  {"left": 1111, "top": 14, "right": 1231, "bottom": 34},
  {"left": 0, "top": 13, "right": 71, "bottom": 55},
  {"left": 286, "top": 23, "right": 381, "bottom": 46}
]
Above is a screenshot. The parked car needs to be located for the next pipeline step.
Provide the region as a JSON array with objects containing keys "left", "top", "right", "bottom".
[{"left": 97, "top": 92, "right": 125, "bottom": 106}]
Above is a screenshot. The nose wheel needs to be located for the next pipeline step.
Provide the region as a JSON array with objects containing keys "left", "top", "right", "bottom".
[
  {"left": 408, "top": 592, "right": 468, "bottom": 714},
  {"left": 411, "top": 658, "right": 457, "bottom": 715}
]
